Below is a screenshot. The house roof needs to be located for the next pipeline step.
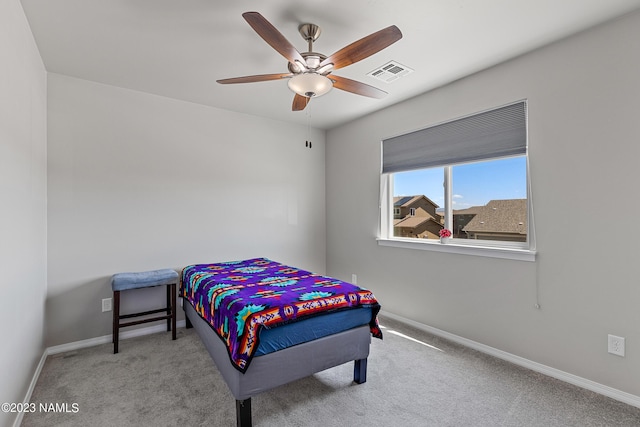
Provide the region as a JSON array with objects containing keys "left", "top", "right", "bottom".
[
  {"left": 463, "top": 199, "right": 527, "bottom": 234},
  {"left": 453, "top": 206, "right": 483, "bottom": 215},
  {"left": 394, "top": 216, "right": 429, "bottom": 228},
  {"left": 393, "top": 195, "right": 440, "bottom": 209},
  {"left": 394, "top": 216, "right": 441, "bottom": 228}
]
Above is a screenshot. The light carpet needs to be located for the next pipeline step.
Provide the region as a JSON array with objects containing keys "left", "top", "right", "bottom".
[{"left": 22, "top": 315, "right": 640, "bottom": 426}]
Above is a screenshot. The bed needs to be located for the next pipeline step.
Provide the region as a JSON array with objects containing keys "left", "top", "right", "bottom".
[{"left": 180, "top": 258, "right": 382, "bottom": 427}]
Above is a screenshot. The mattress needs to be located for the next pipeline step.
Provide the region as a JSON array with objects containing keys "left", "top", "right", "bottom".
[
  {"left": 180, "top": 257, "right": 382, "bottom": 372},
  {"left": 255, "top": 306, "right": 372, "bottom": 355}
]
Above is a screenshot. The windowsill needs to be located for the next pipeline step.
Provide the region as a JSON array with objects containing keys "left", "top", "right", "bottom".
[{"left": 377, "top": 237, "right": 536, "bottom": 262}]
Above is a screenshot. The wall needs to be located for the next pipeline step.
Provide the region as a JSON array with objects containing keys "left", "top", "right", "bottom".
[
  {"left": 0, "top": 1, "right": 47, "bottom": 426},
  {"left": 326, "top": 11, "right": 640, "bottom": 398},
  {"left": 46, "top": 74, "right": 326, "bottom": 346}
]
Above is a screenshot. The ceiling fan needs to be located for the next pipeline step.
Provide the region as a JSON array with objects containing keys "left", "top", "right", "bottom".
[{"left": 217, "top": 12, "right": 403, "bottom": 111}]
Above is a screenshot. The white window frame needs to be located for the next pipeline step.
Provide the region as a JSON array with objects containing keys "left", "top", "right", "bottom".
[{"left": 378, "top": 101, "right": 536, "bottom": 262}]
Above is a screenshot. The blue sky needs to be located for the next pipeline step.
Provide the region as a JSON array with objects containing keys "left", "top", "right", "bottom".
[{"left": 393, "top": 156, "right": 527, "bottom": 210}]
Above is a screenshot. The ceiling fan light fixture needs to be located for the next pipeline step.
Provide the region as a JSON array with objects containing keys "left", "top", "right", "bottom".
[
  {"left": 292, "top": 59, "right": 307, "bottom": 73},
  {"left": 316, "top": 62, "right": 334, "bottom": 75},
  {"left": 287, "top": 73, "right": 333, "bottom": 98}
]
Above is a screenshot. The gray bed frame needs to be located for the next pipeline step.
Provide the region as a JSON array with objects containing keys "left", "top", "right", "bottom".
[{"left": 183, "top": 300, "right": 371, "bottom": 427}]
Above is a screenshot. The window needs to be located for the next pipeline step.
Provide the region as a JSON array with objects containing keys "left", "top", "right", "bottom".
[
  {"left": 379, "top": 101, "right": 535, "bottom": 260},
  {"left": 392, "top": 157, "right": 526, "bottom": 241}
]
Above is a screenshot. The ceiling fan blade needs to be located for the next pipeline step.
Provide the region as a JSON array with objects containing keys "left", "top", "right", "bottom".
[
  {"left": 330, "top": 75, "right": 387, "bottom": 99},
  {"left": 292, "top": 94, "right": 310, "bottom": 111},
  {"left": 319, "top": 25, "right": 402, "bottom": 71},
  {"left": 243, "top": 12, "right": 306, "bottom": 66},
  {"left": 217, "top": 73, "right": 293, "bottom": 84}
]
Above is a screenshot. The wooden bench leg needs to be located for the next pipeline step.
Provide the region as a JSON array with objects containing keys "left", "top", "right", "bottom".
[
  {"left": 113, "top": 290, "right": 120, "bottom": 354},
  {"left": 236, "top": 398, "right": 252, "bottom": 427},
  {"left": 171, "top": 283, "right": 176, "bottom": 340},
  {"left": 166, "top": 283, "right": 171, "bottom": 332}
]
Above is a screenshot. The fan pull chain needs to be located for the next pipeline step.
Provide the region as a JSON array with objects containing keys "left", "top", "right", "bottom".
[{"left": 305, "top": 103, "right": 312, "bottom": 149}]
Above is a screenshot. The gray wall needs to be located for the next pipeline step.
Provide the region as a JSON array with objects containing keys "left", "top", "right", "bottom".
[
  {"left": 0, "top": 1, "right": 47, "bottom": 426},
  {"left": 46, "top": 74, "right": 326, "bottom": 347},
  {"left": 326, "top": 11, "right": 640, "bottom": 397}
]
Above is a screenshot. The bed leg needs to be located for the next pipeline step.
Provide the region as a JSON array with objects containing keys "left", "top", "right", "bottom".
[
  {"left": 354, "top": 358, "right": 367, "bottom": 384},
  {"left": 236, "top": 398, "right": 252, "bottom": 427},
  {"left": 185, "top": 314, "right": 193, "bottom": 329}
]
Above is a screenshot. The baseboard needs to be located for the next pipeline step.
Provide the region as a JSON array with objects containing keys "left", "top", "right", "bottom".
[
  {"left": 15, "top": 321, "right": 186, "bottom": 427},
  {"left": 47, "top": 320, "right": 187, "bottom": 355},
  {"left": 380, "top": 310, "right": 640, "bottom": 409},
  {"left": 12, "top": 350, "right": 48, "bottom": 427}
]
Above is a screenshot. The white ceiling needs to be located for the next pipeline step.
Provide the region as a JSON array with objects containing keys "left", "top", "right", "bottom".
[{"left": 20, "top": 0, "right": 640, "bottom": 130}]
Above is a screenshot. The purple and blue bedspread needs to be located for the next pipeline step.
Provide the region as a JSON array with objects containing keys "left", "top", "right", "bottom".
[{"left": 180, "top": 258, "right": 382, "bottom": 373}]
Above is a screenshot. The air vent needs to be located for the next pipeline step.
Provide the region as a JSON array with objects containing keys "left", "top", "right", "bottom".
[{"left": 367, "top": 61, "right": 414, "bottom": 83}]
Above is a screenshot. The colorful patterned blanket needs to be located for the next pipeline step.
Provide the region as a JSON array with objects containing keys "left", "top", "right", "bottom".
[{"left": 180, "top": 258, "right": 382, "bottom": 373}]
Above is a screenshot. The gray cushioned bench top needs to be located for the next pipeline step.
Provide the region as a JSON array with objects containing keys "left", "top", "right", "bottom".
[{"left": 111, "top": 269, "right": 179, "bottom": 291}]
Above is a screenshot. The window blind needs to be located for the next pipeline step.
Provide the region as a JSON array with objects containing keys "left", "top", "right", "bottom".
[{"left": 382, "top": 101, "right": 527, "bottom": 174}]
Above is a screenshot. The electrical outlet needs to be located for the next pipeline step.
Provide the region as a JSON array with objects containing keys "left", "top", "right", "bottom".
[
  {"left": 102, "top": 298, "right": 112, "bottom": 312},
  {"left": 608, "top": 334, "right": 625, "bottom": 357},
  {"left": 351, "top": 274, "right": 357, "bottom": 285}
]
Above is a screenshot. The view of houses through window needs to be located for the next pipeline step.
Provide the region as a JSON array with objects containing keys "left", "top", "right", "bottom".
[{"left": 392, "top": 156, "right": 527, "bottom": 243}]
